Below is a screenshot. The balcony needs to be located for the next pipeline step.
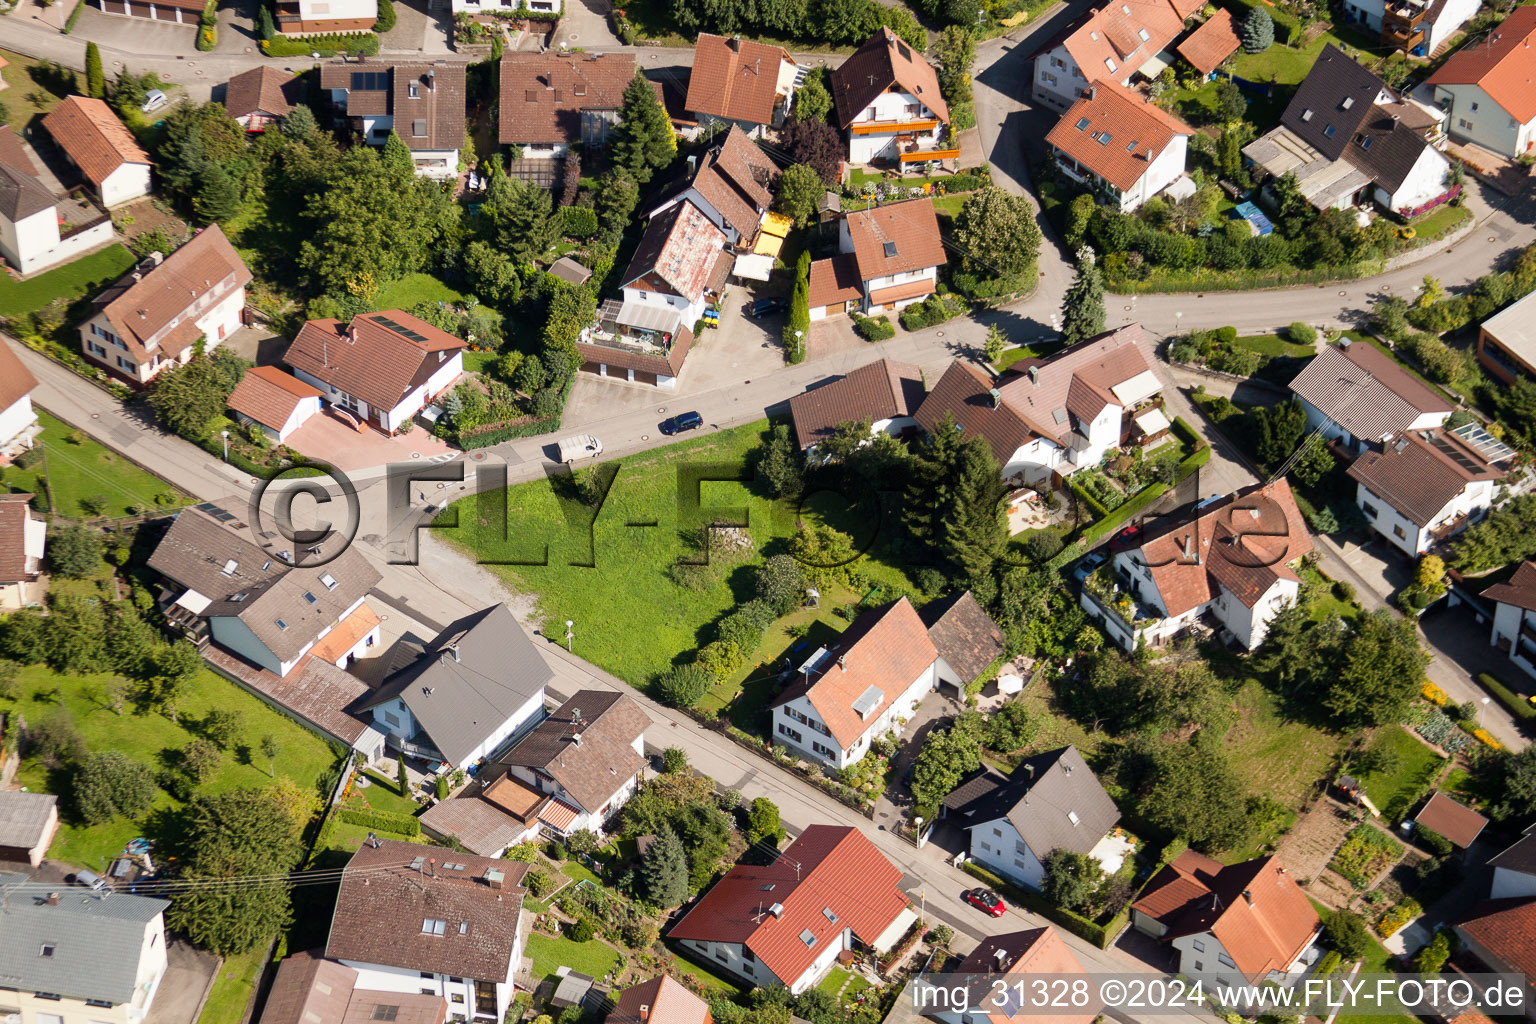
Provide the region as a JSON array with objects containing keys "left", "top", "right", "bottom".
[
  {"left": 1382, "top": 2, "right": 1426, "bottom": 47},
  {"left": 850, "top": 118, "right": 940, "bottom": 135},
  {"left": 1081, "top": 565, "right": 1156, "bottom": 633},
  {"left": 1429, "top": 511, "right": 1470, "bottom": 542}
]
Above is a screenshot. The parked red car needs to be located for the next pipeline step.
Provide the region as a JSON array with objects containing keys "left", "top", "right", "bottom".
[{"left": 964, "top": 888, "right": 1007, "bottom": 917}]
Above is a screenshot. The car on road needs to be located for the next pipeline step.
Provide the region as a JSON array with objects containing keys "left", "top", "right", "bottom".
[
  {"left": 963, "top": 888, "right": 1007, "bottom": 917},
  {"left": 750, "top": 297, "right": 789, "bottom": 318},
  {"left": 660, "top": 411, "right": 704, "bottom": 435},
  {"left": 1108, "top": 522, "right": 1143, "bottom": 552}
]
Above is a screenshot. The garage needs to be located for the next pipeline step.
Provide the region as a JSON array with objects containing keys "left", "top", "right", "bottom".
[
  {"left": 632, "top": 370, "right": 657, "bottom": 387},
  {"left": 128, "top": 1, "right": 153, "bottom": 16},
  {"left": 152, "top": 5, "right": 181, "bottom": 20}
]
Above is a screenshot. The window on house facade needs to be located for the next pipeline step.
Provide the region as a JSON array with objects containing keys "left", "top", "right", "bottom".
[
  {"left": 1362, "top": 502, "right": 1378, "bottom": 518},
  {"left": 1193, "top": 939, "right": 1205, "bottom": 952},
  {"left": 741, "top": 947, "right": 756, "bottom": 962},
  {"left": 1217, "top": 952, "right": 1235, "bottom": 968},
  {"left": 1193, "top": 961, "right": 1204, "bottom": 971},
  {"left": 812, "top": 741, "right": 836, "bottom": 758},
  {"left": 778, "top": 723, "right": 802, "bottom": 743},
  {"left": 1393, "top": 524, "right": 1406, "bottom": 539},
  {"left": 384, "top": 710, "right": 400, "bottom": 727}
]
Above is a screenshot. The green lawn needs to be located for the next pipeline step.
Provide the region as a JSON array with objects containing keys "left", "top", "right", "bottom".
[
  {"left": 1223, "top": 678, "right": 1345, "bottom": 813},
  {"left": 197, "top": 946, "right": 270, "bottom": 1024},
  {"left": 3, "top": 409, "right": 190, "bottom": 517},
  {"left": 664, "top": 944, "right": 745, "bottom": 994},
  {"left": 1410, "top": 203, "right": 1471, "bottom": 241},
  {"left": 526, "top": 933, "right": 622, "bottom": 984},
  {"left": 1234, "top": 333, "right": 1318, "bottom": 359},
  {"left": 372, "top": 272, "right": 465, "bottom": 312},
  {"left": 351, "top": 771, "right": 422, "bottom": 816},
  {"left": 0, "top": 48, "right": 74, "bottom": 129},
  {"left": 5, "top": 663, "right": 343, "bottom": 872},
  {"left": 0, "top": 244, "right": 135, "bottom": 318},
  {"left": 561, "top": 860, "right": 603, "bottom": 885},
  {"left": 1300, "top": 564, "right": 1363, "bottom": 622},
  {"left": 1352, "top": 726, "right": 1446, "bottom": 817}
]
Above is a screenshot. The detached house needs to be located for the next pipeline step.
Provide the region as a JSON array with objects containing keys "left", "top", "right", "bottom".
[
  {"left": 1031, "top": 0, "right": 1202, "bottom": 111},
  {"left": 327, "top": 839, "right": 531, "bottom": 1024},
  {"left": 1132, "top": 852, "right": 1321, "bottom": 982},
  {"left": 0, "top": 337, "right": 41, "bottom": 459},
  {"left": 809, "top": 198, "right": 946, "bottom": 318},
  {"left": 649, "top": 126, "right": 779, "bottom": 250},
  {"left": 40, "top": 96, "right": 152, "bottom": 207},
  {"left": 787, "top": 356, "right": 927, "bottom": 451},
  {"left": 685, "top": 33, "right": 800, "bottom": 135},
  {"left": 1344, "top": 0, "right": 1479, "bottom": 57},
  {"left": 943, "top": 745, "right": 1122, "bottom": 891},
  {"left": 830, "top": 28, "right": 953, "bottom": 168},
  {"left": 0, "top": 127, "right": 113, "bottom": 276},
  {"left": 1046, "top": 80, "right": 1193, "bottom": 212},
  {"left": 1346, "top": 423, "right": 1512, "bottom": 556},
  {"left": 609, "top": 976, "right": 712, "bottom": 1024},
  {"left": 669, "top": 825, "right": 916, "bottom": 994},
  {"left": 275, "top": 0, "right": 376, "bottom": 35},
  {"left": 0, "top": 493, "right": 46, "bottom": 613},
  {"left": 224, "top": 67, "right": 300, "bottom": 133},
  {"left": 259, "top": 951, "right": 448, "bottom": 1024},
  {"left": 319, "top": 60, "right": 465, "bottom": 179},
  {"left": 77, "top": 226, "right": 252, "bottom": 387},
  {"left": 1084, "top": 479, "right": 1314, "bottom": 651},
  {"left": 1288, "top": 340, "right": 1453, "bottom": 453},
  {"left": 1244, "top": 46, "right": 1451, "bottom": 216},
  {"left": 1428, "top": 7, "right": 1536, "bottom": 159},
  {"left": 916, "top": 927, "right": 1096, "bottom": 1024},
  {"left": 1488, "top": 824, "right": 1536, "bottom": 899},
  {"left": 1484, "top": 562, "right": 1536, "bottom": 681},
  {"left": 227, "top": 365, "right": 325, "bottom": 443},
  {"left": 1477, "top": 289, "right": 1536, "bottom": 384},
  {"left": 360, "top": 604, "right": 554, "bottom": 769},
  {"left": 1454, "top": 897, "right": 1536, "bottom": 1020},
  {"left": 914, "top": 325, "right": 1164, "bottom": 487},
  {"left": 498, "top": 52, "right": 638, "bottom": 159},
  {"left": 284, "top": 308, "right": 466, "bottom": 433}
]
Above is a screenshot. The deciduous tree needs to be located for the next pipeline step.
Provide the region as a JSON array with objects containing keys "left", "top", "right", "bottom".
[
  {"left": 48, "top": 524, "right": 102, "bottom": 579},
  {"left": 781, "top": 117, "right": 842, "bottom": 184},
  {"left": 953, "top": 186, "right": 1043, "bottom": 285},
  {"left": 74, "top": 751, "right": 157, "bottom": 824},
  {"left": 773, "top": 163, "right": 823, "bottom": 226}
]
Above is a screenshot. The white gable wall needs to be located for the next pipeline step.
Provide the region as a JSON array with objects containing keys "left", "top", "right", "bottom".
[
  {"left": 99, "top": 162, "right": 152, "bottom": 208},
  {"left": 1490, "top": 600, "right": 1536, "bottom": 680},
  {"left": 1492, "top": 864, "right": 1536, "bottom": 899},
  {"left": 1435, "top": 83, "right": 1536, "bottom": 158},
  {"left": 1375, "top": 144, "right": 1450, "bottom": 213},
  {"left": 966, "top": 816, "right": 1046, "bottom": 890}
]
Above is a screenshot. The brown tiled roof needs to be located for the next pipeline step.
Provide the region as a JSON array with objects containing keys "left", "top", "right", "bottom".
[
  {"left": 942, "top": 746, "right": 1120, "bottom": 859},
  {"left": 1177, "top": 9, "right": 1241, "bottom": 74},
  {"left": 1484, "top": 560, "right": 1536, "bottom": 613},
  {"left": 610, "top": 975, "right": 713, "bottom": 1024},
  {"left": 830, "top": 27, "right": 949, "bottom": 127},
  {"left": 225, "top": 67, "right": 298, "bottom": 121},
  {"left": 41, "top": 96, "right": 150, "bottom": 186},
  {"left": 92, "top": 226, "right": 252, "bottom": 366},
  {"left": 621, "top": 202, "right": 727, "bottom": 301},
  {"left": 284, "top": 308, "right": 465, "bottom": 413},
  {"left": 318, "top": 61, "right": 466, "bottom": 151},
  {"left": 669, "top": 826, "right": 909, "bottom": 986},
  {"left": 1414, "top": 791, "right": 1488, "bottom": 848},
  {"left": 788, "top": 356, "right": 925, "bottom": 448},
  {"left": 685, "top": 33, "right": 795, "bottom": 126},
  {"left": 0, "top": 128, "right": 57, "bottom": 222},
  {"left": 1456, "top": 896, "right": 1536, "bottom": 978},
  {"left": 805, "top": 254, "right": 864, "bottom": 312},
  {"left": 227, "top": 365, "right": 324, "bottom": 432},
  {"left": 1347, "top": 428, "right": 1503, "bottom": 527},
  {"left": 1132, "top": 853, "right": 1320, "bottom": 977},
  {"left": 654, "top": 126, "right": 777, "bottom": 240},
  {"left": 954, "top": 928, "right": 1096, "bottom": 1024},
  {"left": 326, "top": 839, "right": 530, "bottom": 982},
  {"left": 418, "top": 790, "right": 532, "bottom": 858},
  {"left": 261, "top": 951, "right": 450, "bottom": 1024},
  {"left": 497, "top": 52, "right": 637, "bottom": 145},
  {"left": 577, "top": 325, "right": 693, "bottom": 378},
  {"left": 1136, "top": 479, "right": 1313, "bottom": 618},
  {"left": 548, "top": 256, "right": 592, "bottom": 286},
  {"left": 845, "top": 199, "right": 946, "bottom": 280},
  {"left": 1428, "top": 6, "right": 1536, "bottom": 123},
  {"left": 770, "top": 597, "right": 938, "bottom": 748},
  {"left": 914, "top": 360, "right": 1035, "bottom": 467},
  {"left": 1046, "top": 80, "right": 1193, "bottom": 192},
  {"left": 0, "top": 338, "right": 40, "bottom": 420},
  {"left": 0, "top": 495, "right": 36, "bottom": 584},
  {"left": 1042, "top": 0, "right": 1189, "bottom": 85},
  {"left": 996, "top": 324, "right": 1156, "bottom": 446},
  {"left": 1488, "top": 824, "right": 1536, "bottom": 877},
  {"left": 501, "top": 690, "right": 649, "bottom": 813},
  {"left": 920, "top": 590, "right": 1004, "bottom": 683},
  {"left": 1289, "top": 342, "right": 1453, "bottom": 442}
]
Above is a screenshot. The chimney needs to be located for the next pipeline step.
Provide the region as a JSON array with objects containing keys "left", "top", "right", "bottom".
[
  {"left": 429, "top": 858, "right": 436, "bottom": 877},
  {"left": 769, "top": 902, "right": 785, "bottom": 918},
  {"left": 429, "top": 67, "right": 437, "bottom": 91},
  {"left": 837, "top": 654, "right": 847, "bottom": 670},
  {"left": 1242, "top": 889, "right": 1254, "bottom": 905},
  {"left": 992, "top": 947, "right": 1008, "bottom": 974},
  {"left": 1028, "top": 365, "right": 1040, "bottom": 385},
  {"left": 989, "top": 387, "right": 1002, "bottom": 409},
  {"left": 46, "top": 892, "right": 59, "bottom": 906},
  {"left": 1088, "top": 85, "right": 1097, "bottom": 101},
  {"left": 640, "top": 1007, "right": 650, "bottom": 1022},
  {"left": 1145, "top": 146, "right": 1156, "bottom": 162},
  {"left": 572, "top": 732, "right": 583, "bottom": 747},
  {"left": 1025, "top": 763, "right": 1035, "bottom": 781},
  {"left": 731, "top": 34, "right": 742, "bottom": 50},
  {"left": 484, "top": 868, "right": 505, "bottom": 889}
]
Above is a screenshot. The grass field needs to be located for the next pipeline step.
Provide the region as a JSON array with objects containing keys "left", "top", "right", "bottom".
[
  {"left": 526, "top": 932, "right": 622, "bottom": 985},
  {"left": 1234, "top": 333, "right": 1318, "bottom": 358},
  {"left": 1300, "top": 565, "right": 1364, "bottom": 622},
  {"left": 817, "top": 966, "right": 873, "bottom": 1004},
  {"left": 1223, "top": 678, "right": 1344, "bottom": 811},
  {"left": 0, "top": 48, "right": 74, "bottom": 128},
  {"left": 561, "top": 860, "right": 603, "bottom": 885},
  {"left": 352, "top": 771, "right": 421, "bottom": 816},
  {"left": 372, "top": 272, "right": 465, "bottom": 312},
  {"left": 0, "top": 244, "right": 136, "bottom": 318},
  {"left": 2, "top": 409, "right": 189, "bottom": 517},
  {"left": 1354, "top": 726, "right": 1446, "bottom": 815},
  {"left": 5, "top": 663, "right": 343, "bottom": 871},
  {"left": 198, "top": 946, "right": 270, "bottom": 1024}
]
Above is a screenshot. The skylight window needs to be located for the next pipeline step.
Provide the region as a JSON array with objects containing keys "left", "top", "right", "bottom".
[
  {"left": 276, "top": 619, "right": 288, "bottom": 630},
  {"left": 40, "top": 944, "right": 55, "bottom": 958},
  {"left": 822, "top": 907, "right": 838, "bottom": 923},
  {"left": 800, "top": 929, "right": 817, "bottom": 948},
  {"left": 421, "top": 918, "right": 447, "bottom": 936},
  {"left": 1104, "top": 57, "right": 1118, "bottom": 72},
  {"left": 1097, "top": 132, "right": 1113, "bottom": 146},
  {"left": 321, "top": 573, "right": 339, "bottom": 590},
  {"left": 1360, "top": 136, "right": 1373, "bottom": 149},
  {"left": 372, "top": 1008, "right": 399, "bottom": 1022},
  {"left": 897, "top": 41, "right": 912, "bottom": 61},
  {"left": 1323, "top": 124, "right": 1336, "bottom": 137},
  {"left": 882, "top": 241, "right": 898, "bottom": 258},
  {"left": 1301, "top": 109, "right": 1314, "bottom": 122},
  {"left": 304, "top": 591, "right": 318, "bottom": 604},
  {"left": 1340, "top": 96, "right": 1354, "bottom": 110},
  {"left": 1127, "top": 140, "right": 1138, "bottom": 151},
  {"left": 1075, "top": 116, "right": 1091, "bottom": 130},
  {"left": 1138, "top": 27, "right": 1150, "bottom": 40}
]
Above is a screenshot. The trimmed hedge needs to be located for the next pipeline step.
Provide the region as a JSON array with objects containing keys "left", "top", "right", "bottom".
[
  {"left": 960, "top": 862, "right": 1127, "bottom": 948},
  {"left": 262, "top": 32, "right": 379, "bottom": 56},
  {"left": 196, "top": 25, "right": 218, "bottom": 50},
  {"left": 561, "top": 205, "right": 598, "bottom": 239},
  {"left": 339, "top": 807, "right": 421, "bottom": 836},
  {"left": 64, "top": 0, "right": 85, "bottom": 31},
  {"left": 1477, "top": 673, "right": 1536, "bottom": 722},
  {"left": 854, "top": 315, "right": 896, "bottom": 341}
]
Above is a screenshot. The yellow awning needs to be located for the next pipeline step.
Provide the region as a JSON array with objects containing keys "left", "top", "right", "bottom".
[
  {"left": 761, "top": 212, "right": 794, "bottom": 238},
  {"left": 753, "top": 232, "right": 786, "bottom": 258}
]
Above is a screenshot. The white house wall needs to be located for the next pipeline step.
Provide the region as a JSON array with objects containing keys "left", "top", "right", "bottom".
[
  {"left": 1376, "top": 145, "right": 1450, "bottom": 213},
  {"left": 1435, "top": 83, "right": 1536, "bottom": 158},
  {"left": 99, "top": 162, "right": 152, "bottom": 208},
  {"left": 966, "top": 816, "right": 1046, "bottom": 890},
  {"left": 1492, "top": 865, "right": 1536, "bottom": 900},
  {"left": 1033, "top": 48, "right": 1089, "bottom": 111},
  {"left": 846, "top": 88, "right": 942, "bottom": 164},
  {"left": 344, "top": 953, "right": 519, "bottom": 1024},
  {"left": 1491, "top": 599, "right": 1536, "bottom": 681},
  {"left": 1170, "top": 931, "right": 1244, "bottom": 983},
  {"left": 209, "top": 614, "right": 309, "bottom": 677},
  {"left": 1357, "top": 482, "right": 1429, "bottom": 555},
  {"left": 0, "top": 393, "right": 37, "bottom": 452}
]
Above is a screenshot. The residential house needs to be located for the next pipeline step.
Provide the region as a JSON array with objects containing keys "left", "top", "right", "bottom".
[
  {"left": 1428, "top": 8, "right": 1536, "bottom": 157},
  {"left": 787, "top": 357, "right": 927, "bottom": 451},
  {"left": 1454, "top": 897, "right": 1536, "bottom": 1020},
  {"left": 0, "top": 127, "right": 114, "bottom": 276},
  {"left": 1488, "top": 824, "right": 1536, "bottom": 899},
  {"left": 259, "top": 950, "right": 448, "bottom": 1024},
  {"left": 319, "top": 60, "right": 464, "bottom": 179},
  {"left": 582, "top": 201, "right": 728, "bottom": 388},
  {"left": 609, "top": 976, "right": 712, "bottom": 1024},
  {"left": 147, "top": 497, "right": 384, "bottom": 678},
  {"left": 1413, "top": 791, "right": 1489, "bottom": 849},
  {"left": 326, "top": 839, "right": 531, "bottom": 1024},
  {"left": 920, "top": 590, "right": 1006, "bottom": 697},
  {"left": 498, "top": 52, "right": 638, "bottom": 159},
  {"left": 0, "top": 872, "right": 170, "bottom": 1024},
  {"left": 275, "top": 0, "right": 376, "bottom": 35},
  {"left": 77, "top": 226, "right": 252, "bottom": 386},
  {"left": 86, "top": 0, "right": 205, "bottom": 25},
  {"left": 1244, "top": 46, "right": 1452, "bottom": 216},
  {"left": 1484, "top": 562, "right": 1536, "bottom": 681},
  {"left": 942, "top": 745, "right": 1122, "bottom": 891},
  {"left": 0, "top": 791, "right": 58, "bottom": 866},
  {"left": 1031, "top": 0, "right": 1203, "bottom": 111},
  {"left": 1346, "top": 423, "right": 1512, "bottom": 556},
  {"left": 452, "top": 0, "right": 557, "bottom": 17},
  {"left": 1288, "top": 340, "right": 1454, "bottom": 453},
  {"left": 1131, "top": 852, "right": 1321, "bottom": 981},
  {"left": 225, "top": 67, "right": 300, "bottom": 132},
  {"left": 359, "top": 604, "right": 554, "bottom": 768},
  {"left": 0, "top": 337, "right": 40, "bottom": 460},
  {"left": 1476, "top": 289, "right": 1536, "bottom": 384},
  {"left": 1176, "top": 9, "right": 1242, "bottom": 77},
  {"left": 1046, "top": 79, "right": 1193, "bottom": 211},
  {"left": 0, "top": 493, "right": 46, "bottom": 613},
  {"left": 648, "top": 126, "right": 779, "bottom": 250},
  {"left": 809, "top": 198, "right": 946, "bottom": 318},
  {"left": 916, "top": 927, "right": 1097, "bottom": 1024},
  {"left": 227, "top": 365, "right": 325, "bottom": 443},
  {"left": 684, "top": 33, "right": 799, "bottom": 135},
  {"left": 830, "top": 28, "right": 952, "bottom": 168},
  {"left": 40, "top": 96, "right": 152, "bottom": 208},
  {"left": 284, "top": 308, "right": 466, "bottom": 433},
  {"left": 1345, "top": 0, "right": 1479, "bottom": 55},
  {"left": 668, "top": 825, "right": 916, "bottom": 994},
  {"left": 1083, "top": 479, "right": 1314, "bottom": 651},
  {"left": 913, "top": 325, "right": 1164, "bottom": 486}
]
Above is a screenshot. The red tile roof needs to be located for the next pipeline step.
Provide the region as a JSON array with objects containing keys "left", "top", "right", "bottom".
[
  {"left": 1132, "top": 852, "right": 1320, "bottom": 977},
  {"left": 685, "top": 34, "right": 795, "bottom": 126},
  {"left": 1046, "top": 0, "right": 1190, "bottom": 83},
  {"left": 955, "top": 928, "right": 1097, "bottom": 1024},
  {"left": 1428, "top": 6, "right": 1536, "bottom": 124},
  {"left": 788, "top": 356, "right": 925, "bottom": 448},
  {"left": 610, "top": 975, "right": 713, "bottom": 1024},
  {"left": 284, "top": 308, "right": 465, "bottom": 414},
  {"left": 621, "top": 201, "right": 728, "bottom": 302},
  {"left": 0, "top": 495, "right": 36, "bottom": 584},
  {"left": 830, "top": 28, "right": 949, "bottom": 127},
  {"left": 1457, "top": 896, "right": 1536, "bottom": 979},
  {"left": 1177, "top": 9, "right": 1242, "bottom": 74},
  {"left": 1414, "top": 791, "right": 1489, "bottom": 848},
  {"left": 0, "top": 339, "right": 40, "bottom": 420},
  {"left": 845, "top": 198, "right": 946, "bottom": 280},
  {"left": 227, "top": 365, "right": 324, "bottom": 432},
  {"left": 668, "top": 825, "right": 909, "bottom": 987},
  {"left": 42, "top": 96, "right": 150, "bottom": 187},
  {"left": 806, "top": 254, "right": 865, "bottom": 311},
  {"left": 1046, "top": 79, "right": 1192, "bottom": 192}
]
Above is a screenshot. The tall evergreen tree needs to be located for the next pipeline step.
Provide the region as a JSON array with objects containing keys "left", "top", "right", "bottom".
[
  {"left": 902, "top": 413, "right": 968, "bottom": 550},
  {"left": 280, "top": 104, "right": 317, "bottom": 139},
  {"left": 382, "top": 130, "right": 415, "bottom": 175},
  {"left": 85, "top": 42, "right": 105, "bottom": 99},
  {"left": 479, "top": 170, "right": 558, "bottom": 265},
  {"left": 639, "top": 825, "right": 688, "bottom": 907},
  {"left": 941, "top": 437, "right": 1008, "bottom": 583},
  {"left": 1060, "top": 252, "right": 1106, "bottom": 346},
  {"left": 612, "top": 72, "right": 674, "bottom": 183},
  {"left": 193, "top": 162, "right": 240, "bottom": 224}
]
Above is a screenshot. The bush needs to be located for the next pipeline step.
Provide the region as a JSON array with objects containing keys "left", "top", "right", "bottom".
[
  {"left": 1288, "top": 322, "right": 1317, "bottom": 345},
  {"left": 561, "top": 205, "right": 599, "bottom": 239},
  {"left": 374, "top": 0, "right": 396, "bottom": 30},
  {"left": 662, "top": 747, "right": 689, "bottom": 774},
  {"left": 655, "top": 663, "right": 713, "bottom": 708},
  {"left": 696, "top": 639, "right": 745, "bottom": 677},
  {"left": 526, "top": 869, "right": 559, "bottom": 898},
  {"left": 261, "top": 32, "right": 379, "bottom": 56},
  {"left": 1022, "top": 530, "right": 1064, "bottom": 563},
  {"left": 1413, "top": 825, "right": 1454, "bottom": 857},
  {"left": 196, "top": 25, "right": 218, "bottom": 50},
  {"left": 1477, "top": 673, "right": 1536, "bottom": 722},
  {"left": 338, "top": 807, "right": 422, "bottom": 836},
  {"left": 1322, "top": 909, "right": 1371, "bottom": 960},
  {"left": 1415, "top": 931, "right": 1451, "bottom": 973},
  {"left": 755, "top": 553, "right": 805, "bottom": 615},
  {"left": 854, "top": 315, "right": 896, "bottom": 341},
  {"left": 567, "top": 917, "right": 597, "bottom": 943}
]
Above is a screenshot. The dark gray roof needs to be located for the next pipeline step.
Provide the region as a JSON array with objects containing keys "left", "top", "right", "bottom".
[
  {"left": 942, "top": 745, "right": 1120, "bottom": 859},
  {"left": 0, "top": 791, "right": 56, "bottom": 850},
  {"left": 1281, "top": 45, "right": 1383, "bottom": 162},
  {"left": 500, "top": 690, "right": 648, "bottom": 812},
  {"left": 1346, "top": 106, "right": 1437, "bottom": 193},
  {"left": 1489, "top": 824, "right": 1536, "bottom": 876},
  {"left": 363, "top": 605, "right": 554, "bottom": 765},
  {"left": 0, "top": 161, "right": 57, "bottom": 222},
  {"left": 0, "top": 873, "right": 169, "bottom": 1005}
]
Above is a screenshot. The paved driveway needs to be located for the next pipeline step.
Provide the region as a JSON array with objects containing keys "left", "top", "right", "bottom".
[
  {"left": 284, "top": 409, "right": 456, "bottom": 472},
  {"left": 144, "top": 939, "right": 220, "bottom": 1024}
]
